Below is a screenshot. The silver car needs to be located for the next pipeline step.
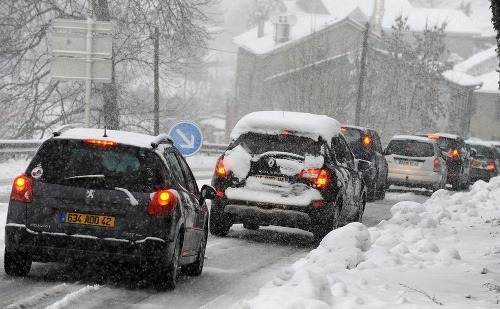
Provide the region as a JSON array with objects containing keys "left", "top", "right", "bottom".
[{"left": 384, "top": 135, "right": 447, "bottom": 192}]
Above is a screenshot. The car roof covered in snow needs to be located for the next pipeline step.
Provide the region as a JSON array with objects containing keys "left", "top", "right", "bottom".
[
  {"left": 390, "top": 135, "right": 436, "bottom": 143},
  {"left": 53, "top": 128, "right": 172, "bottom": 149},
  {"left": 230, "top": 111, "right": 341, "bottom": 146}
]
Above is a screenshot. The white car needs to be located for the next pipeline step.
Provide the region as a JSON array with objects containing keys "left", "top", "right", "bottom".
[{"left": 384, "top": 135, "right": 447, "bottom": 192}]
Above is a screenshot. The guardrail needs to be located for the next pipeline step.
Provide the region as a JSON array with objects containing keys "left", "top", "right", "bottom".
[{"left": 0, "top": 140, "right": 228, "bottom": 157}]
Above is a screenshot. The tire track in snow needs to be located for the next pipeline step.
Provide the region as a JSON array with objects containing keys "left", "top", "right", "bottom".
[
  {"left": 45, "top": 285, "right": 101, "bottom": 309},
  {"left": 5, "top": 283, "right": 68, "bottom": 309}
]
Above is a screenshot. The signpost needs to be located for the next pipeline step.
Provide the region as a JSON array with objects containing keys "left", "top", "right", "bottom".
[
  {"left": 51, "top": 18, "right": 114, "bottom": 127},
  {"left": 168, "top": 122, "right": 203, "bottom": 156}
]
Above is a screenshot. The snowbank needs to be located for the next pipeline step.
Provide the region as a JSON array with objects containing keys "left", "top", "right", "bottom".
[{"left": 237, "top": 177, "right": 500, "bottom": 308}]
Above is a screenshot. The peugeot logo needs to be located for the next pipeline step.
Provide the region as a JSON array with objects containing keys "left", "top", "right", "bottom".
[
  {"left": 267, "top": 157, "right": 276, "bottom": 167},
  {"left": 86, "top": 189, "right": 95, "bottom": 199}
]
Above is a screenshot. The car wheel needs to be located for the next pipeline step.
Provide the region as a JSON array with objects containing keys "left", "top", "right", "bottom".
[
  {"left": 356, "top": 193, "right": 366, "bottom": 223},
  {"left": 4, "top": 249, "right": 31, "bottom": 277},
  {"left": 312, "top": 197, "right": 342, "bottom": 242},
  {"left": 155, "top": 233, "right": 182, "bottom": 291},
  {"left": 460, "top": 175, "right": 471, "bottom": 190},
  {"left": 243, "top": 222, "right": 259, "bottom": 230},
  {"left": 451, "top": 179, "right": 460, "bottom": 190},
  {"left": 183, "top": 223, "right": 207, "bottom": 277},
  {"left": 209, "top": 210, "right": 232, "bottom": 237}
]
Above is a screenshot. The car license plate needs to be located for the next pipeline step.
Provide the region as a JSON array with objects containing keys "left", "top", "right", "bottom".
[
  {"left": 397, "top": 159, "right": 419, "bottom": 166},
  {"left": 254, "top": 175, "right": 286, "bottom": 182},
  {"left": 61, "top": 212, "right": 116, "bottom": 228}
]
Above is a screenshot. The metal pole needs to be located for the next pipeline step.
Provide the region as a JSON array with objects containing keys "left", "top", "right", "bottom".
[
  {"left": 154, "top": 27, "right": 159, "bottom": 135},
  {"left": 355, "top": 22, "right": 370, "bottom": 126},
  {"left": 84, "top": 18, "right": 94, "bottom": 128}
]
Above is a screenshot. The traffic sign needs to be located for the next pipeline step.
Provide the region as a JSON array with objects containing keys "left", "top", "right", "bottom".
[{"left": 168, "top": 122, "right": 203, "bottom": 156}]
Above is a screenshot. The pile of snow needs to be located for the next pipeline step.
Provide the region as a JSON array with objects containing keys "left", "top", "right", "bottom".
[{"left": 237, "top": 177, "right": 500, "bottom": 308}]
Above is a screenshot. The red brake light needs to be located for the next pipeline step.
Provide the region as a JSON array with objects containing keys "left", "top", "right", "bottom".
[
  {"left": 448, "top": 148, "right": 460, "bottom": 159},
  {"left": 147, "top": 190, "right": 176, "bottom": 216},
  {"left": 427, "top": 134, "right": 440, "bottom": 140},
  {"left": 216, "top": 190, "right": 225, "bottom": 197},
  {"left": 215, "top": 158, "right": 227, "bottom": 178},
  {"left": 312, "top": 200, "right": 325, "bottom": 208},
  {"left": 486, "top": 162, "right": 496, "bottom": 170},
  {"left": 282, "top": 130, "right": 290, "bottom": 136},
  {"left": 300, "top": 168, "right": 330, "bottom": 188},
  {"left": 433, "top": 157, "right": 440, "bottom": 172},
  {"left": 362, "top": 135, "right": 372, "bottom": 147},
  {"left": 11, "top": 175, "right": 33, "bottom": 203},
  {"left": 83, "top": 139, "right": 117, "bottom": 147}
]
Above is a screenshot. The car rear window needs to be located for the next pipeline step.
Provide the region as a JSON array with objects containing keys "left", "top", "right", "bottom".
[
  {"left": 342, "top": 128, "right": 363, "bottom": 150},
  {"left": 231, "top": 133, "right": 322, "bottom": 156},
  {"left": 26, "top": 139, "right": 165, "bottom": 192},
  {"left": 470, "top": 145, "right": 496, "bottom": 158},
  {"left": 386, "top": 140, "right": 435, "bottom": 157}
]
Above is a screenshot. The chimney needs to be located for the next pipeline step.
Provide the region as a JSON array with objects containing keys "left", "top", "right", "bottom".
[
  {"left": 257, "top": 18, "right": 265, "bottom": 38},
  {"left": 275, "top": 15, "right": 291, "bottom": 44}
]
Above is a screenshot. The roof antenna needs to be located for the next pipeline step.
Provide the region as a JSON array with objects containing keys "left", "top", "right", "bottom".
[{"left": 103, "top": 126, "right": 108, "bottom": 137}]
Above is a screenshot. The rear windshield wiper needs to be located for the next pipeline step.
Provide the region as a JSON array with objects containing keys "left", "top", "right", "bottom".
[{"left": 62, "top": 175, "right": 105, "bottom": 180}]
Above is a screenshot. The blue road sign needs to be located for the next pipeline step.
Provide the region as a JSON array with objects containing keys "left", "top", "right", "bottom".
[{"left": 168, "top": 122, "right": 203, "bottom": 156}]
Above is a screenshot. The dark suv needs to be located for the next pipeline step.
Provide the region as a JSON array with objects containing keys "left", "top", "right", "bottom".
[
  {"left": 210, "top": 111, "right": 368, "bottom": 242},
  {"left": 415, "top": 133, "right": 471, "bottom": 190},
  {"left": 341, "top": 126, "right": 388, "bottom": 201},
  {"left": 4, "top": 127, "right": 215, "bottom": 290}
]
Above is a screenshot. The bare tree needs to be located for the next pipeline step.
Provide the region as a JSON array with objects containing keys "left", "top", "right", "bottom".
[
  {"left": 491, "top": 0, "right": 500, "bottom": 89},
  {"left": 0, "top": 0, "right": 218, "bottom": 138}
]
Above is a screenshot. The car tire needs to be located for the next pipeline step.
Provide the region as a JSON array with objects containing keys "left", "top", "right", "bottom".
[
  {"left": 209, "top": 211, "right": 231, "bottom": 237},
  {"left": 183, "top": 224, "right": 207, "bottom": 277},
  {"left": 155, "top": 233, "right": 182, "bottom": 291},
  {"left": 4, "top": 249, "right": 31, "bottom": 277},
  {"left": 312, "top": 198, "right": 342, "bottom": 242},
  {"left": 356, "top": 193, "right": 366, "bottom": 223},
  {"left": 243, "top": 222, "right": 259, "bottom": 230},
  {"left": 460, "top": 175, "right": 471, "bottom": 190}
]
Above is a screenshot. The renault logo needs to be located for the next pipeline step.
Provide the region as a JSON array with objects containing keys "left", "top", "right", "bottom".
[
  {"left": 267, "top": 157, "right": 276, "bottom": 167},
  {"left": 86, "top": 189, "right": 95, "bottom": 199}
]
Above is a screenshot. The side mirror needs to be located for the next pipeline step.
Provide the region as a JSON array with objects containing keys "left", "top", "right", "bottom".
[
  {"left": 199, "top": 184, "right": 216, "bottom": 204},
  {"left": 357, "top": 159, "right": 371, "bottom": 172},
  {"left": 470, "top": 148, "right": 477, "bottom": 157}
]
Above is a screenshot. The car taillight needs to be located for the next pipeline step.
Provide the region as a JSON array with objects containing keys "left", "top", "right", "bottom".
[
  {"left": 448, "top": 148, "right": 460, "bottom": 159},
  {"left": 433, "top": 157, "right": 440, "bottom": 172},
  {"left": 147, "top": 190, "right": 176, "bottom": 216},
  {"left": 215, "top": 158, "right": 227, "bottom": 178},
  {"left": 362, "top": 135, "right": 372, "bottom": 147},
  {"left": 216, "top": 190, "right": 225, "bottom": 197},
  {"left": 11, "top": 175, "right": 33, "bottom": 203},
  {"left": 299, "top": 168, "right": 329, "bottom": 188},
  {"left": 486, "top": 162, "right": 496, "bottom": 171}
]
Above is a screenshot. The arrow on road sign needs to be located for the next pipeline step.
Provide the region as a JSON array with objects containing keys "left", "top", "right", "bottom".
[{"left": 176, "top": 128, "right": 195, "bottom": 148}]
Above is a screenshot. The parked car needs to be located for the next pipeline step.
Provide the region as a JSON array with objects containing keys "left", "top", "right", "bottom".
[
  {"left": 4, "top": 126, "right": 215, "bottom": 290},
  {"left": 385, "top": 135, "right": 447, "bottom": 192},
  {"left": 465, "top": 140, "right": 500, "bottom": 183},
  {"left": 415, "top": 133, "right": 471, "bottom": 190},
  {"left": 341, "top": 125, "right": 388, "bottom": 201},
  {"left": 210, "top": 111, "right": 369, "bottom": 242}
]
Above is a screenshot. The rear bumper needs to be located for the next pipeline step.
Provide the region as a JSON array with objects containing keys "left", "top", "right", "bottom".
[
  {"left": 470, "top": 168, "right": 498, "bottom": 183},
  {"left": 216, "top": 202, "right": 333, "bottom": 231},
  {"left": 388, "top": 171, "right": 442, "bottom": 188},
  {"left": 5, "top": 224, "right": 174, "bottom": 265}
]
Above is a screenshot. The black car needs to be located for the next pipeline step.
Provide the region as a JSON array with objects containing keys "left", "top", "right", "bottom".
[
  {"left": 465, "top": 140, "right": 500, "bottom": 183},
  {"left": 210, "top": 111, "right": 369, "bottom": 242},
  {"left": 415, "top": 133, "right": 471, "bottom": 190},
  {"left": 341, "top": 125, "right": 388, "bottom": 201},
  {"left": 4, "top": 126, "right": 215, "bottom": 290}
]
